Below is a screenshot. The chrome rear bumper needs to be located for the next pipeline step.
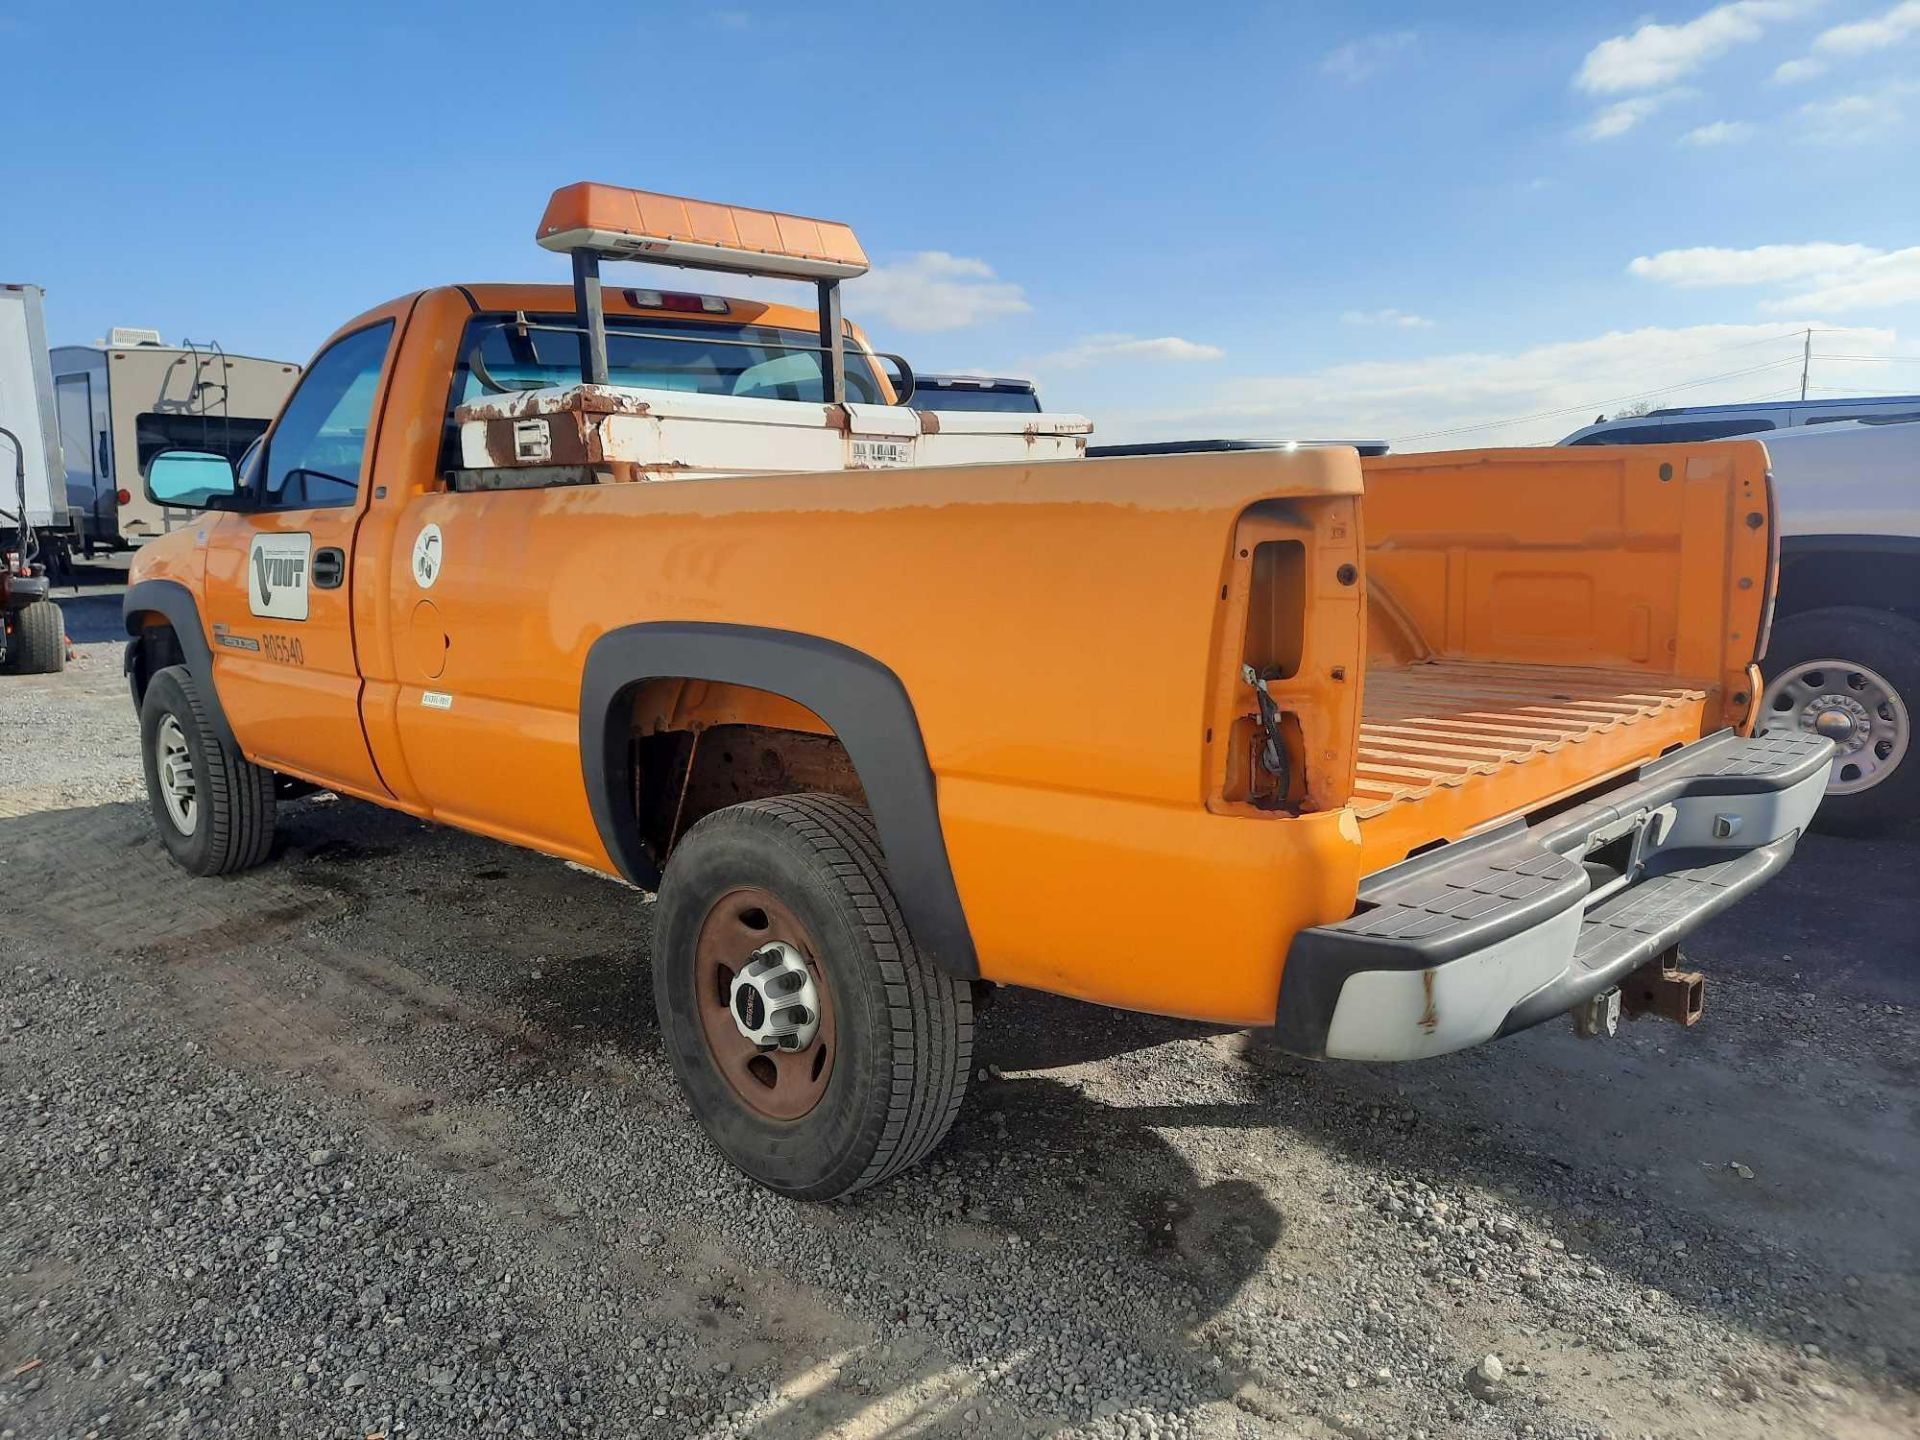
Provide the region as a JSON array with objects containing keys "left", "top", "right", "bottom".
[{"left": 1273, "top": 729, "right": 1832, "bottom": 1061}]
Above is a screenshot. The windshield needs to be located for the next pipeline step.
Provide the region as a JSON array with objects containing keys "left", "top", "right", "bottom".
[{"left": 451, "top": 314, "right": 888, "bottom": 407}]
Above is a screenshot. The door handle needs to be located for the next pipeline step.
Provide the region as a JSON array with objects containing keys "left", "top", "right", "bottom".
[{"left": 312, "top": 547, "right": 345, "bottom": 589}]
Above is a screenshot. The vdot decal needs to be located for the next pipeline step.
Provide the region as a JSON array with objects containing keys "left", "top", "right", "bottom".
[
  {"left": 249, "top": 533, "right": 313, "bottom": 621},
  {"left": 411, "top": 524, "right": 444, "bottom": 589}
]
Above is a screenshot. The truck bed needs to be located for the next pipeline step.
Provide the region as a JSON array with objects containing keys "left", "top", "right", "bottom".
[
  {"left": 1346, "top": 444, "right": 1774, "bottom": 866},
  {"left": 1355, "top": 660, "right": 1706, "bottom": 817}
]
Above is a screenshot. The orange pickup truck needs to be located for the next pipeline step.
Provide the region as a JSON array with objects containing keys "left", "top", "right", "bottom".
[{"left": 124, "top": 184, "right": 1830, "bottom": 1198}]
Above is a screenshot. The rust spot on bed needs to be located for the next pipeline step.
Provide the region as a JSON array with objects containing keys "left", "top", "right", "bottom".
[{"left": 1418, "top": 969, "right": 1439, "bottom": 1033}]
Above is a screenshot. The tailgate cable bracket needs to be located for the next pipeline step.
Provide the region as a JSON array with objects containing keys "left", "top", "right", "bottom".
[{"left": 1242, "top": 664, "right": 1293, "bottom": 805}]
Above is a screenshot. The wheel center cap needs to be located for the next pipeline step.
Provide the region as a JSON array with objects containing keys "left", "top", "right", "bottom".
[
  {"left": 728, "top": 942, "right": 822, "bottom": 1051},
  {"left": 1806, "top": 695, "right": 1866, "bottom": 747}
]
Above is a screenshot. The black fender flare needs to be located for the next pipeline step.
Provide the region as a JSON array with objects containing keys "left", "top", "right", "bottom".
[
  {"left": 122, "top": 578, "right": 238, "bottom": 749},
  {"left": 580, "top": 622, "right": 978, "bottom": 979}
]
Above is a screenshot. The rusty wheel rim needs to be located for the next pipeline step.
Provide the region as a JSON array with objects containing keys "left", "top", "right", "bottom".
[{"left": 693, "top": 886, "right": 837, "bottom": 1121}]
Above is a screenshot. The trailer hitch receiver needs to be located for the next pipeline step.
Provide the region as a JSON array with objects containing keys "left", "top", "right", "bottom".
[{"left": 1620, "top": 948, "right": 1705, "bottom": 1027}]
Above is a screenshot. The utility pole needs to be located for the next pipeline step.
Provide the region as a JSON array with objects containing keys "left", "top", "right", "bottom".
[{"left": 1800, "top": 327, "right": 1811, "bottom": 400}]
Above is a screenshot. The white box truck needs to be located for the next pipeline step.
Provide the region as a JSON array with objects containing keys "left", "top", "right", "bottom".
[
  {"left": 1, "top": 284, "right": 67, "bottom": 672},
  {"left": 1, "top": 285, "right": 68, "bottom": 545}
]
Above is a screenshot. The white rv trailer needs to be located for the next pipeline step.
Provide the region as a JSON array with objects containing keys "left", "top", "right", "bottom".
[{"left": 48, "top": 335, "right": 301, "bottom": 549}]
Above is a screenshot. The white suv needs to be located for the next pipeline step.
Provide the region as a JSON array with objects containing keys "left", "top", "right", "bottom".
[
  {"left": 1745, "top": 421, "right": 1917, "bottom": 831},
  {"left": 1561, "top": 395, "right": 1920, "bottom": 447}
]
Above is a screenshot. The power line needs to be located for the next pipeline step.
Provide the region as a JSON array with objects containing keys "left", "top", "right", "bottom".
[{"left": 1714, "top": 329, "right": 1814, "bottom": 352}]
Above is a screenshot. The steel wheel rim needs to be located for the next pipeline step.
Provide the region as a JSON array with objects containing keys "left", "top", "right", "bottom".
[
  {"left": 693, "top": 886, "right": 837, "bottom": 1121},
  {"left": 155, "top": 714, "right": 198, "bottom": 833},
  {"left": 1762, "top": 657, "right": 1910, "bottom": 796}
]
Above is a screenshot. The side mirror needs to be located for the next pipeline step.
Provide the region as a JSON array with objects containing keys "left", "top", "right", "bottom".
[
  {"left": 146, "top": 449, "right": 240, "bottom": 510},
  {"left": 876, "top": 353, "right": 916, "bottom": 406}
]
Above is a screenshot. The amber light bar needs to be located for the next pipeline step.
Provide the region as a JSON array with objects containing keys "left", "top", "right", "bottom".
[
  {"left": 537, "top": 182, "right": 869, "bottom": 280},
  {"left": 536, "top": 182, "right": 866, "bottom": 402}
]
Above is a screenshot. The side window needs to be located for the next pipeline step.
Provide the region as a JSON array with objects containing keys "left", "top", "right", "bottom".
[{"left": 258, "top": 321, "right": 394, "bottom": 511}]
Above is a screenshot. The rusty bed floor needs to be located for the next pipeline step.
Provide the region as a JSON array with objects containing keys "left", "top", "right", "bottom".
[{"left": 1353, "top": 660, "right": 1707, "bottom": 817}]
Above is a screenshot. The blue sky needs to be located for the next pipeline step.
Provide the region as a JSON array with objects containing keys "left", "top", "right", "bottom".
[{"left": 3, "top": 0, "right": 1917, "bottom": 447}]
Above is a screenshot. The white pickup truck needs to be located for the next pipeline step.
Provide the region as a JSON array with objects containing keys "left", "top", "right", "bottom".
[{"left": 1754, "top": 419, "right": 1919, "bottom": 830}]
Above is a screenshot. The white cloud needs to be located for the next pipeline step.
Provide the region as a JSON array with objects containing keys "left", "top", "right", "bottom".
[
  {"left": 1627, "top": 241, "right": 1920, "bottom": 313},
  {"left": 1798, "top": 82, "right": 1916, "bottom": 141},
  {"left": 1680, "top": 118, "right": 1758, "bottom": 143},
  {"left": 855, "top": 252, "right": 1030, "bottom": 333},
  {"left": 1030, "top": 334, "right": 1225, "bottom": 370},
  {"left": 1629, "top": 242, "right": 1882, "bottom": 286},
  {"left": 1322, "top": 30, "right": 1418, "bottom": 83},
  {"left": 1576, "top": 1, "right": 1812, "bottom": 94},
  {"left": 1772, "top": 55, "right": 1829, "bottom": 80},
  {"left": 1095, "top": 322, "right": 1898, "bottom": 450},
  {"left": 1814, "top": 0, "right": 1920, "bottom": 53},
  {"left": 1581, "top": 91, "right": 1688, "bottom": 139},
  {"left": 1341, "top": 308, "right": 1436, "bottom": 328},
  {"left": 1769, "top": 247, "right": 1920, "bottom": 311},
  {"left": 1770, "top": 2, "right": 1920, "bottom": 85}
]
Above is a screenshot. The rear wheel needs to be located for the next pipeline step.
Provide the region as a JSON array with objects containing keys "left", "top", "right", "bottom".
[
  {"left": 653, "top": 794, "right": 972, "bottom": 1199},
  {"left": 139, "top": 665, "right": 278, "bottom": 875},
  {"left": 2, "top": 599, "right": 65, "bottom": 674},
  {"left": 1761, "top": 607, "right": 1920, "bottom": 834}
]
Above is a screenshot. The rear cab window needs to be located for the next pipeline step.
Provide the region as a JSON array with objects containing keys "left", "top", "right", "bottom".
[{"left": 440, "top": 313, "right": 888, "bottom": 472}]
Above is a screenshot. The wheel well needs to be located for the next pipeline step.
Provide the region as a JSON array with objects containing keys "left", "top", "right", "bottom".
[
  {"left": 578, "top": 622, "right": 979, "bottom": 978},
  {"left": 635, "top": 721, "right": 867, "bottom": 866},
  {"left": 1777, "top": 542, "right": 1920, "bottom": 624},
  {"left": 127, "top": 618, "right": 185, "bottom": 706},
  {"left": 625, "top": 677, "right": 866, "bottom": 872}
]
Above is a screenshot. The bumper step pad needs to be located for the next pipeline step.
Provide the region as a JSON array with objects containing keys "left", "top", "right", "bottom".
[{"left": 1275, "top": 727, "right": 1831, "bottom": 1061}]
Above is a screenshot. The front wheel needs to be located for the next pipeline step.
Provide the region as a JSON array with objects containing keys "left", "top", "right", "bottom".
[
  {"left": 653, "top": 794, "right": 973, "bottom": 1199},
  {"left": 139, "top": 665, "right": 278, "bottom": 875},
  {"left": 1761, "top": 607, "right": 1920, "bottom": 834}
]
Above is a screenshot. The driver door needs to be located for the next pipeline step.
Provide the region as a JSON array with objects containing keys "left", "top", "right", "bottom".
[{"left": 203, "top": 320, "right": 396, "bottom": 798}]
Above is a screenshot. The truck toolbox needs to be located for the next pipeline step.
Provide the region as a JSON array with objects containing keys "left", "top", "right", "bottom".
[
  {"left": 1275, "top": 726, "right": 1831, "bottom": 1061},
  {"left": 455, "top": 383, "right": 1092, "bottom": 483}
]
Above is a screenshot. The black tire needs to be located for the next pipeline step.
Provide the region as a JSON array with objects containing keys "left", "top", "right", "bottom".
[
  {"left": 2, "top": 599, "right": 65, "bottom": 674},
  {"left": 139, "top": 665, "right": 278, "bottom": 876},
  {"left": 1763, "top": 606, "right": 1920, "bottom": 835},
  {"left": 653, "top": 794, "right": 973, "bottom": 1199}
]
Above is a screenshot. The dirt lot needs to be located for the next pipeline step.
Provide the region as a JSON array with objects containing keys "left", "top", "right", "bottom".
[{"left": 2, "top": 587, "right": 1916, "bottom": 1440}]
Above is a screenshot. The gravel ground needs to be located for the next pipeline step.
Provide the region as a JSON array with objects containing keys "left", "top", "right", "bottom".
[{"left": 2, "top": 587, "right": 1916, "bottom": 1440}]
